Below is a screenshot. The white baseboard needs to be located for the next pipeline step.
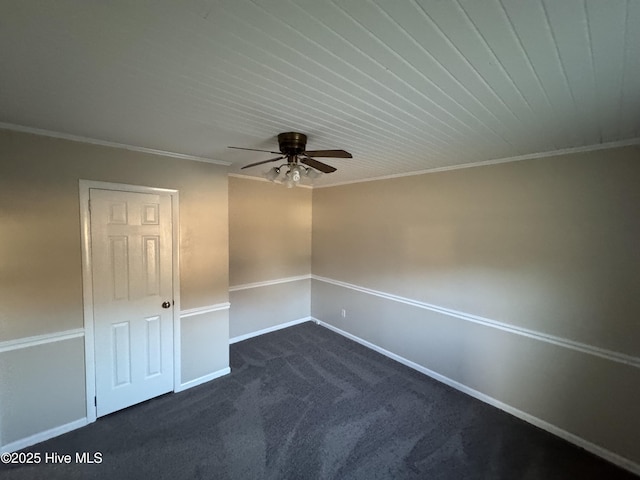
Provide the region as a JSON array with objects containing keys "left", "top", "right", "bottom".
[
  {"left": 1, "top": 417, "right": 88, "bottom": 454},
  {"left": 313, "top": 318, "right": 640, "bottom": 477},
  {"left": 175, "top": 367, "right": 231, "bottom": 393},
  {"left": 229, "top": 317, "right": 312, "bottom": 344}
]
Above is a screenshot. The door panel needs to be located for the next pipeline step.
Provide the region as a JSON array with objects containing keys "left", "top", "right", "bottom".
[
  {"left": 112, "top": 321, "right": 132, "bottom": 387},
  {"left": 145, "top": 315, "right": 162, "bottom": 377},
  {"left": 90, "top": 188, "right": 174, "bottom": 417},
  {"left": 109, "top": 236, "right": 129, "bottom": 300},
  {"left": 142, "top": 236, "right": 160, "bottom": 295}
]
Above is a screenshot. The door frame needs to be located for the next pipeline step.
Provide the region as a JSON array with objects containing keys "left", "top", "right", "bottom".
[{"left": 79, "top": 180, "right": 181, "bottom": 423}]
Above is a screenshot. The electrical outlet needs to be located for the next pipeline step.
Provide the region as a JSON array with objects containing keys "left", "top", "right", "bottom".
[{"left": 341, "top": 308, "right": 346, "bottom": 318}]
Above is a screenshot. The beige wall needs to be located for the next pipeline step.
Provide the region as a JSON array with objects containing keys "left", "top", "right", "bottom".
[
  {"left": 181, "top": 310, "right": 229, "bottom": 384},
  {"left": 229, "top": 176, "right": 311, "bottom": 285},
  {"left": 313, "top": 146, "right": 640, "bottom": 355},
  {"left": 3, "top": 128, "right": 639, "bottom": 467},
  {"left": 0, "top": 338, "right": 86, "bottom": 445},
  {"left": 311, "top": 145, "right": 640, "bottom": 466},
  {"left": 230, "top": 280, "right": 310, "bottom": 339},
  {"left": 0, "top": 129, "right": 229, "bottom": 449},
  {"left": 228, "top": 176, "right": 312, "bottom": 338},
  {"left": 1, "top": 129, "right": 229, "bottom": 340}
]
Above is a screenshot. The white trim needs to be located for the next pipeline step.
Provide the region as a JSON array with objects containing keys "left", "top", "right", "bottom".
[
  {"left": 313, "top": 319, "right": 640, "bottom": 477},
  {"left": 79, "top": 180, "right": 181, "bottom": 424},
  {"left": 170, "top": 190, "right": 182, "bottom": 403},
  {"left": 78, "top": 180, "right": 180, "bottom": 195},
  {"left": 180, "top": 303, "right": 231, "bottom": 318},
  {"left": 174, "top": 367, "right": 231, "bottom": 393},
  {"left": 1, "top": 418, "right": 88, "bottom": 454},
  {"left": 312, "top": 275, "right": 640, "bottom": 369},
  {"left": 4, "top": 123, "right": 636, "bottom": 188},
  {"left": 228, "top": 172, "right": 274, "bottom": 183},
  {"left": 229, "top": 317, "right": 312, "bottom": 344},
  {"left": 0, "top": 328, "right": 84, "bottom": 353},
  {"left": 315, "top": 138, "right": 640, "bottom": 188},
  {"left": 79, "top": 181, "right": 96, "bottom": 424},
  {"left": 229, "top": 275, "right": 311, "bottom": 292},
  {"left": 0, "top": 123, "right": 231, "bottom": 166}
]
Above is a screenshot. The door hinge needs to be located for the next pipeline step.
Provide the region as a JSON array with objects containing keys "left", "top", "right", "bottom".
[
  {"left": 94, "top": 396, "right": 97, "bottom": 407},
  {"left": 88, "top": 199, "right": 91, "bottom": 213}
]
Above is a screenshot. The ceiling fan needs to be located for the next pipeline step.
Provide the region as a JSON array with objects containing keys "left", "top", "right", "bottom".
[{"left": 229, "top": 132, "right": 352, "bottom": 187}]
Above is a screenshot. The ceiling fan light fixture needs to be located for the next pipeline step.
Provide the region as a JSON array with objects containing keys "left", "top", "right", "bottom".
[
  {"left": 284, "top": 170, "right": 295, "bottom": 188},
  {"left": 283, "top": 165, "right": 303, "bottom": 188},
  {"left": 232, "top": 132, "right": 350, "bottom": 188},
  {"left": 265, "top": 166, "right": 280, "bottom": 182},
  {"left": 290, "top": 165, "right": 303, "bottom": 183}
]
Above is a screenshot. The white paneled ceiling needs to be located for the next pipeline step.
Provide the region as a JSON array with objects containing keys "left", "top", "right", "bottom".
[{"left": 1, "top": 1, "right": 639, "bottom": 185}]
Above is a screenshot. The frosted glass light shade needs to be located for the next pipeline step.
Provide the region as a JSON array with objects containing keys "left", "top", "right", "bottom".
[{"left": 265, "top": 167, "right": 280, "bottom": 182}]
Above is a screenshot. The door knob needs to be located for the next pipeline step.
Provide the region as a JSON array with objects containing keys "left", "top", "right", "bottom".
[{"left": 162, "top": 301, "right": 171, "bottom": 309}]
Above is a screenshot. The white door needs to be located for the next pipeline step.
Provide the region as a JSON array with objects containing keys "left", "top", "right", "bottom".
[{"left": 90, "top": 188, "right": 174, "bottom": 417}]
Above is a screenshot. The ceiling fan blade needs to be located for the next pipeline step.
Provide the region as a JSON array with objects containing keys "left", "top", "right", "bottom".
[
  {"left": 229, "top": 146, "right": 282, "bottom": 154},
  {"left": 240, "top": 156, "right": 284, "bottom": 169},
  {"left": 303, "top": 149, "right": 352, "bottom": 158},
  {"left": 300, "top": 156, "right": 337, "bottom": 173}
]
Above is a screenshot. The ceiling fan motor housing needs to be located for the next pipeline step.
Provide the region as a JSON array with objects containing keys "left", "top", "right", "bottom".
[
  {"left": 278, "top": 132, "right": 307, "bottom": 155},
  {"left": 234, "top": 132, "right": 346, "bottom": 174}
]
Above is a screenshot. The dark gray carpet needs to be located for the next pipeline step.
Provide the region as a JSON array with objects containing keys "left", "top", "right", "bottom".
[{"left": 1, "top": 322, "right": 636, "bottom": 479}]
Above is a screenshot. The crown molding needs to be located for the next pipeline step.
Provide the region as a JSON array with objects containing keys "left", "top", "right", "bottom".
[
  {"left": 316, "top": 137, "right": 640, "bottom": 188},
  {"left": 4, "top": 123, "right": 636, "bottom": 185},
  {"left": 0, "top": 123, "right": 231, "bottom": 166}
]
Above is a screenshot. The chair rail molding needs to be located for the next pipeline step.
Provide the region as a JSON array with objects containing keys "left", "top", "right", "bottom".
[
  {"left": 311, "top": 275, "right": 640, "bottom": 369},
  {"left": 0, "top": 328, "right": 85, "bottom": 353},
  {"left": 229, "top": 274, "right": 311, "bottom": 292}
]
